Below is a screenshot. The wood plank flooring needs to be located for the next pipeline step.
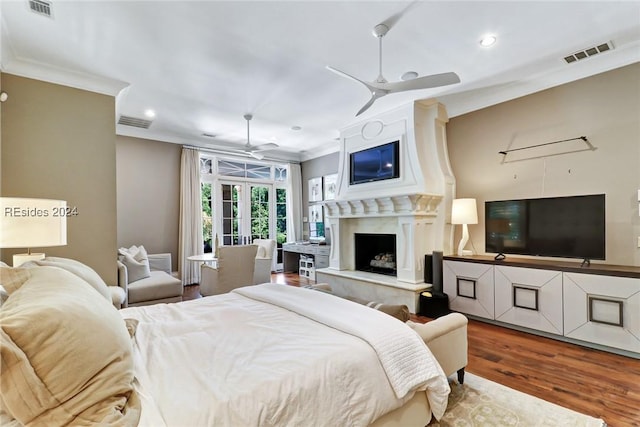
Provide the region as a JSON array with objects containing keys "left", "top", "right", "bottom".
[{"left": 184, "top": 273, "right": 640, "bottom": 426}]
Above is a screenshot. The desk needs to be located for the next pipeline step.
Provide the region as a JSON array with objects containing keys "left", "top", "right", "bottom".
[
  {"left": 283, "top": 243, "right": 330, "bottom": 274},
  {"left": 187, "top": 253, "right": 218, "bottom": 266}
]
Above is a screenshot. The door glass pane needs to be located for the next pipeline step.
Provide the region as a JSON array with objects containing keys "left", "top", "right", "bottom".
[
  {"left": 201, "top": 182, "right": 213, "bottom": 253},
  {"left": 250, "top": 185, "right": 269, "bottom": 240},
  {"left": 221, "top": 183, "right": 242, "bottom": 246},
  {"left": 276, "top": 188, "right": 287, "bottom": 264}
]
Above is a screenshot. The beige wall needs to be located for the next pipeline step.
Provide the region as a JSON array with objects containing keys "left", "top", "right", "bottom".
[
  {"left": 116, "top": 136, "right": 181, "bottom": 271},
  {"left": 447, "top": 62, "right": 640, "bottom": 266},
  {"left": 0, "top": 73, "right": 118, "bottom": 282}
]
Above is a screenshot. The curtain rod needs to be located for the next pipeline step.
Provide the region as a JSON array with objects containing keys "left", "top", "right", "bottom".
[
  {"left": 499, "top": 136, "right": 591, "bottom": 155},
  {"left": 183, "top": 144, "right": 300, "bottom": 165}
]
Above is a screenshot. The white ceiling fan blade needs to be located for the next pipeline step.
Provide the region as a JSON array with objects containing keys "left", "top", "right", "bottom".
[
  {"left": 249, "top": 151, "right": 264, "bottom": 160},
  {"left": 379, "top": 72, "right": 461, "bottom": 93},
  {"left": 249, "top": 142, "right": 279, "bottom": 152},
  {"left": 326, "top": 66, "right": 376, "bottom": 91},
  {"left": 355, "top": 91, "right": 388, "bottom": 116}
]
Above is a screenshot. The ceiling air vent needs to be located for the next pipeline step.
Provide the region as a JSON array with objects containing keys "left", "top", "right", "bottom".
[
  {"left": 118, "top": 115, "right": 153, "bottom": 129},
  {"left": 564, "top": 41, "right": 614, "bottom": 64},
  {"left": 28, "top": 0, "right": 53, "bottom": 18}
]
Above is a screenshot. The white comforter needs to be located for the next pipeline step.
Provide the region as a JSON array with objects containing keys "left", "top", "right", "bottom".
[{"left": 120, "top": 284, "right": 449, "bottom": 427}]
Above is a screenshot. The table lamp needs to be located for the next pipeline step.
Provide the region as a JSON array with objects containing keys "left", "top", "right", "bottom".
[
  {"left": 451, "top": 198, "right": 478, "bottom": 256},
  {"left": 0, "top": 197, "right": 67, "bottom": 266}
]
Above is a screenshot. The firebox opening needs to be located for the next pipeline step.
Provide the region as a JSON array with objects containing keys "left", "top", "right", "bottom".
[{"left": 354, "top": 233, "right": 397, "bottom": 277}]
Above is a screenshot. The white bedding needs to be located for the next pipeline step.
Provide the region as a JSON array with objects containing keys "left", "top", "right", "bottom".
[{"left": 120, "top": 284, "right": 449, "bottom": 427}]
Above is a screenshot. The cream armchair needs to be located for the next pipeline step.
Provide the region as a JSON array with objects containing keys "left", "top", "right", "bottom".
[
  {"left": 200, "top": 245, "right": 258, "bottom": 296},
  {"left": 252, "top": 238, "right": 276, "bottom": 284},
  {"left": 117, "top": 253, "right": 183, "bottom": 307}
]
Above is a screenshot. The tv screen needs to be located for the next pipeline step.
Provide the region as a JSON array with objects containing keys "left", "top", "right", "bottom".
[
  {"left": 350, "top": 140, "right": 400, "bottom": 185},
  {"left": 485, "top": 194, "right": 605, "bottom": 261}
]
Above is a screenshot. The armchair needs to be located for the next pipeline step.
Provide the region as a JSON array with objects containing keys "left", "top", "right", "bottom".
[
  {"left": 200, "top": 245, "right": 258, "bottom": 296},
  {"left": 117, "top": 253, "right": 183, "bottom": 307},
  {"left": 252, "top": 238, "right": 276, "bottom": 284}
]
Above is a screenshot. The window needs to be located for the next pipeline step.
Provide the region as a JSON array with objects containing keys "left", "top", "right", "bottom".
[
  {"left": 201, "top": 154, "right": 290, "bottom": 270},
  {"left": 202, "top": 182, "right": 213, "bottom": 252}
]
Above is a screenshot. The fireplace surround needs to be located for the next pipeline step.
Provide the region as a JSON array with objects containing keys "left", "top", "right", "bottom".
[{"left": 316, "top": 99, "right": 457, "bottom": 312}]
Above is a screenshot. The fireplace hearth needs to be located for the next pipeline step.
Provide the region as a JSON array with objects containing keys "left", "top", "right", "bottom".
[{"left": 355, "top": 233, "right": 396, "bottom": 277}]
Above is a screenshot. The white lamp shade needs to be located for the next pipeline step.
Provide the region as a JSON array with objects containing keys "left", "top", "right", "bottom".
[
  {"left": 451, "top": 198, "right": 478, "bottom": 225},
  {"left": 1, "top": 198, "right": 67, "bottom": 248}
]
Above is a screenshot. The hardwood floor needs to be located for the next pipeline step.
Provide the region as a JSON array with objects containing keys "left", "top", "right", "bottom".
[{"left": 184, "top": 273, "right": 640, "bottom": 426}]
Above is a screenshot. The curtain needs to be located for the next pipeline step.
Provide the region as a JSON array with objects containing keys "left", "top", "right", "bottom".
[
  {"left": 179, "top": 147, "right": 204, "bottom": 285},
  {"left": 286, "top": 163, "right": 302, "bottom": 243}
]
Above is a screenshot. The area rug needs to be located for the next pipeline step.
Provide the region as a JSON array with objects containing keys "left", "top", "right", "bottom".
[{"left": 429, "top": 372, "right": 606, "bottom": 426}]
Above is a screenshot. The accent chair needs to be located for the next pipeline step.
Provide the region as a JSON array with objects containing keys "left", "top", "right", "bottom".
[
  {"left": 200, "top": 244, "right": 258, "bottom": 296},
  {"left": 252, "top": 238, "right": 276, "bottom": 284}
]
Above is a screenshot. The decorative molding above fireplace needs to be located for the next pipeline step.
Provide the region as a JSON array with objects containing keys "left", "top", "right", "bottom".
[{"left": 324, "top": 194, "right": 442, "bottom": 218}]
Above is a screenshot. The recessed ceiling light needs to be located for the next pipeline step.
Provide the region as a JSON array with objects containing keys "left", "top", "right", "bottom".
[
  {"left": 291, "top": 126, "right": 302, "bottom": 131},
  {"left": 479, "top": 35, "right": 497, "bottom": 47},
  {"left": 144, "top": 109, "right": 156, "bottom": 118}
]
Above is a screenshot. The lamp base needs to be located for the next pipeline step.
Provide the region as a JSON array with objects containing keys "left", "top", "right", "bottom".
[
  {"left": 461, "top": 249, "right": 473, "bottom": 256},
  {"left": 13, "top": 253, "right": 45, "bottom": 267}
]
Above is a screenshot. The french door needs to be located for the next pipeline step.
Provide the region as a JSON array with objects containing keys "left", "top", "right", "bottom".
[{"left": 218, "top": 180, "right": 273, "bottom": 246}]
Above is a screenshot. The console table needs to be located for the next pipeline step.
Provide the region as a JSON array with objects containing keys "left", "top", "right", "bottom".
[
  {"left": 443, "top": 255, "right": 640, "bottom": 358},
  {"left": 283, "top": 243, "right": 330, "bottom": 276}
]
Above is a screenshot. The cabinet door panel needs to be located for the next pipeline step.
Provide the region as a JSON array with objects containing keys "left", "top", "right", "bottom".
[
  {"left": 563, "top": 272, "right": 640, "bottom": 353},
  {"left": 443, "top": 261, "right": 494, "bottom": 319},
  {"left": 495, "top": 266, "right": 563, "bottom": 335}
]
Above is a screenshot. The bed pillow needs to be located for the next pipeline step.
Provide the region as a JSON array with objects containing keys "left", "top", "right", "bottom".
[
  {"left": 344, "top": 295, "right": 411, "bottom": 322},
  {"left": 118, "top": 245, "right": 151, "bottom": 283},
  {"left": 20, "top": 257, "right": 112, "bottom": 302},
  {"left": 0, "top": 266, "right": 141, "bottom": 426}
]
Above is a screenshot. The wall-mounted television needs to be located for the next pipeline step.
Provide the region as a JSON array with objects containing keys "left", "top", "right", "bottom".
[
  {"left": 485, "top": 194, "right": 605, "bottom": 263},
  {"left": 349, "top": 140, "right": 400, "bottom": 185}
]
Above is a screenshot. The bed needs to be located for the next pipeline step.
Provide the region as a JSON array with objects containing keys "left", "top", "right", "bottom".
[{"left": 1, "top": 260, "right": 454, "bottom": 426}]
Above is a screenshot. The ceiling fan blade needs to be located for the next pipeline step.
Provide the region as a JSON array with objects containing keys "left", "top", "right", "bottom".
[
  {"left": 380, "top": 72, "right": 461, "bottom": 93},
  {"left": 326, "top": 66, "right": 376, "bottom": 91},
  {"left": 355, "top": 91, "right": 388, "bottom": 116},
  {"left": 249, "top": 142, "right": 279, "bottom": 152},
  {"left": 378, "top": 1, "right": 421, "bottom": 31},
  {"left": 249, "top": 151, "right": 265, "bottom": 160}
]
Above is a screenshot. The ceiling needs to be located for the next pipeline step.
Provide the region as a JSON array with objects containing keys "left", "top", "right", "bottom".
[{"left": 2, "top": 1, "right": 639, "bottom": 162}]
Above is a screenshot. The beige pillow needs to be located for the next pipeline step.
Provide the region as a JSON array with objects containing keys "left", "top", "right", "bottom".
[
  {"left": 20, "top": 257, "right": 111, "bottom": 302},
  {"left": 345, "top": 295, "right": 411, "bottom": 322},
  {"left": 0, "top": 267, "right": 31, "bottom": 295},
  {"left": 0, "top": 266, "right": 141, "bottom": 426},
  {"left": 118, "top": 245, "right": 151, "bottom": 283}
]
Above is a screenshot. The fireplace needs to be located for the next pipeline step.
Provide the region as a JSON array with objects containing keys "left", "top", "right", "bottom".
[{"left": 355, "top": 233, "right": 397, "bottom": 277}]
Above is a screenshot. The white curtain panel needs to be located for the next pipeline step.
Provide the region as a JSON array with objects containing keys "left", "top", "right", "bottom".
[
  {"left": 286, "top": 163, "right": 302, "bottom": 243},
  {"left": 179, "top": 147, "right": 204, "bottom": 285}
]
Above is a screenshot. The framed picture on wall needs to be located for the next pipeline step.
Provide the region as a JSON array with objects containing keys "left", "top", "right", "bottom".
[
  {"left": 323, "top": 174, "right": 337, "bottom": 200},
  {"left": 308, "top": 177, "right": 322, "bottom": 202},
  {"left": 309, "top": 205, "right": 323, "bottom": 223}
]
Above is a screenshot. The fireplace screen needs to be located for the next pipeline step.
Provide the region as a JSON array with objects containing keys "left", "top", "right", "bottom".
[{"left": 354, "top": 233, "right": 397, "bottom": 276}]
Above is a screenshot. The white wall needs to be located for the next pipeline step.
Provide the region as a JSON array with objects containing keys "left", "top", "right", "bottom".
[{"left": 447, "top": 63, "right": 640, "bottom": 266}]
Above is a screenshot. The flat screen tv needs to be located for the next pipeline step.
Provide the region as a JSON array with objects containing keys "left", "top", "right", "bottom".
[
  {"left": 485, "top": 194, "right": 605, "bottom": 263},
  {"left": 350, "top": 140, "right": 400, "bottom": 185}
]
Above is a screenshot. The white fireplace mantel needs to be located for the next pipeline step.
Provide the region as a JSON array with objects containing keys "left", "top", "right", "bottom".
[{"left": 324, "top": 193, "right": 442, "bottom": 218}]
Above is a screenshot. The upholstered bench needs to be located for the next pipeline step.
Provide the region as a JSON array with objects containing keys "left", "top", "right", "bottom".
[{"left": 305, "top": 283, "right": 468, "bottom": 384}]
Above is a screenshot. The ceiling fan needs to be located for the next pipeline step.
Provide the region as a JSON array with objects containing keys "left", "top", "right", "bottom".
[
  {"left": 233, "top": 114, "right": 278, "bottom": 160},
  {"left": 327, "top": 22, "right": 461, "bottom": 116}
]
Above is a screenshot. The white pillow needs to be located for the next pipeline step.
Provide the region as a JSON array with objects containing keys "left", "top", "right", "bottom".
[{"left": 118, "top": 245, "right": 151, "bottom": 283}]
